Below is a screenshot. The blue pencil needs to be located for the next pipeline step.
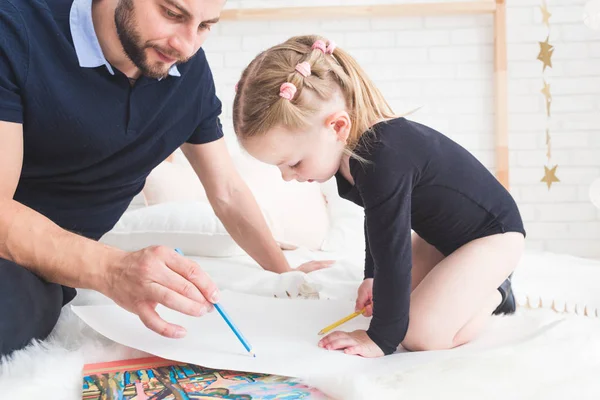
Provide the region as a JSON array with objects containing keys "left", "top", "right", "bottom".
[
  {"left": 174, "top": 248, "right": 255, "bottom": 357},
  {"left": 213, "top": 303, "right": 255, "bottom": 357}
]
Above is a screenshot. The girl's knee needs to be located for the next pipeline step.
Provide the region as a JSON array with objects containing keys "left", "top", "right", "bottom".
[
  {"left": 402, "top": 334, "right": 453, "bottom": 352},
  {"left": 401, "top": 319, "right": 454, "bottom": 352}
]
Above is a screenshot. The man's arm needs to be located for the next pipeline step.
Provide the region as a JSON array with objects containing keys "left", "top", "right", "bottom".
[
  {"left": 0, "top": 121, "right": 219, "bottom": 337},
  {"left": 181, "top": 139, "right": 293, "bottom": 274},
  {"left": 0, "top": 120, "right": 119, "bottom": 288}
]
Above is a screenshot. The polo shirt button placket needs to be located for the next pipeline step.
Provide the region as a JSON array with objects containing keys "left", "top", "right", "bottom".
[{"left": 125, "top": 75, "right": 138, "bottom": 136}]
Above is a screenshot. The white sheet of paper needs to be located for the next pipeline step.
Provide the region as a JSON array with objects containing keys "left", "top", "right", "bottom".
[{"left": 72, "top": 291, "right": 551, "bottom": 379}]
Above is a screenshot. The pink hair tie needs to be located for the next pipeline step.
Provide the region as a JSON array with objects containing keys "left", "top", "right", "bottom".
[
  {"left": 279, "top": 82, "right": 297, "bottom": 101},
  {"left": 312, "top": 40, "right": 327, "bottom": 53},
  {"left": 234, "top": 82, "right": 239, "bottom": 92},
  {"left": 326, "top": 40, "right": 336, "bottom": 55},
  {"left": 295, "top": 61, "right": 311, "bottom": 77}
]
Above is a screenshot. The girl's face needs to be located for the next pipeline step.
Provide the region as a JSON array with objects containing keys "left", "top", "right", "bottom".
[{"left": 242, "top": 111, "right": 351, "bottom": 183}]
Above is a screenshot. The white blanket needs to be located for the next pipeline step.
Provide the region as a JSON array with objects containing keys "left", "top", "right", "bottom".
[{"left": 2, "top": 248, "right": 600, "bottom": 400}]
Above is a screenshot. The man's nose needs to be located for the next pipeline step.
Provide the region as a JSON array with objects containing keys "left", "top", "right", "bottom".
[{"left": 169, "top": 27, "right": 196, "bottom": 59}]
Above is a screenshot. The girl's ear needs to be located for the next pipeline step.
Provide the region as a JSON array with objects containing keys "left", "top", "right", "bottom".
[{"left": 325, "top": 111, "right": 351, "bottom": 144}]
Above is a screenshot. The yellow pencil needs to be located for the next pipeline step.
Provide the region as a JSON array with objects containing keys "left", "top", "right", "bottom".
[{"left": 318, "top": 308, "right": 366, "bottom": 336}]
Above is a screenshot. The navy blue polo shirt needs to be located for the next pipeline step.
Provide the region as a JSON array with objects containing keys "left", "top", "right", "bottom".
[{"left": 0, "top": 0, "right": 223, "bottom": 240}]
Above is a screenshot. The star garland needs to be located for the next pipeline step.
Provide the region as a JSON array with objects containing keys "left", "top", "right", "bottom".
[{"left": 539, "top": 0, "right": 559, "bottom": 190}]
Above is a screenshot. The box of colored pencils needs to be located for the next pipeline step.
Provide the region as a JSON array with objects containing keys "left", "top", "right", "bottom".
[{"left": 82, "top": 356, "right": 331, "bottom": 399}]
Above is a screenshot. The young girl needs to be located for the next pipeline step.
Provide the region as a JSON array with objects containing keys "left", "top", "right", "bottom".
[{"left": 232, "top": 35, "right": 525, "bottom": 357}]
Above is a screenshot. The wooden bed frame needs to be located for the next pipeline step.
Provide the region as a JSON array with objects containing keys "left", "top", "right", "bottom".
[{"left": 220, "top": 1, "right": 509, "bottom": 189}]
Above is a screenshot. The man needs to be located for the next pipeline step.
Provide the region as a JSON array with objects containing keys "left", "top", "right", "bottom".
[{"left": 0, "top": 0, "right": 331, "bottom": 356}]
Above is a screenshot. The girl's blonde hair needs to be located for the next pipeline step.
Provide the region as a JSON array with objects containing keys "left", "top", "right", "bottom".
[{"left": 232, "top": 35, "right": 396, "bottom": 150}]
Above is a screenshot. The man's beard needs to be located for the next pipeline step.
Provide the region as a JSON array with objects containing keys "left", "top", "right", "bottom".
[{"left": 114, "top": 0, "right": 188, "bottom": 79}]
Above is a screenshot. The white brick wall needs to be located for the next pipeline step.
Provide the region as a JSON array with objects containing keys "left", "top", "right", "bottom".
[{"left": 203, "top": 0, "right": 600, "bottom": 259}]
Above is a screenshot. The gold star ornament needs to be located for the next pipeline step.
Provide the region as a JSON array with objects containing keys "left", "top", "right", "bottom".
[
  {"left": 540, "top": 0, "right": 552, "bottom": 27},
  {"left": 541, "top": 80, "right": 552, "bottom": 117},
  {"left": 541, "top": 164, "right": 560, "bottom": 190},
  {"left": 538, "top": 36, "right": 554, "bottom": 71}
]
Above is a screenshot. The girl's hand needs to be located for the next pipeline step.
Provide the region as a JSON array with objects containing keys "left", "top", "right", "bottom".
[
  {"left": 355, "top": 278, "right": 373, "bottom": 316},
  {"left": 318, "top": 330, "right": 385, "bottom": 358}
]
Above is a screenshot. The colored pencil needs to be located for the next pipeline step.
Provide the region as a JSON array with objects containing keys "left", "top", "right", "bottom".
[
  {"left": 174, "top": 248, "right": 255, "bottom": 357},
  {"left": 318, "top": 308, "right": 366, "bottom": 336},
  {"left": 213, "top": 303, "right": 254, "bottom": 356}
]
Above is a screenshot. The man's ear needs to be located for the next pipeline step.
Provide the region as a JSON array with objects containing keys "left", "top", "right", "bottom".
[{"left": 325, "top": 111, "right": 351, "bottom": 144}]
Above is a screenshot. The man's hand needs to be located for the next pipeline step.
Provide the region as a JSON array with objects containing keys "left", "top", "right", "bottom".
[
  {"left": 101, "top": 245, "right": 219, "bottom": 339},
  {"left": 294, "top": 260, "right": 335, "bottom": 273},
  {"left": 318, "top": 329, "right": 384, "bottom": 358},
  {"left": 355, "top": 278, "right": 373, "bottom": 316}
]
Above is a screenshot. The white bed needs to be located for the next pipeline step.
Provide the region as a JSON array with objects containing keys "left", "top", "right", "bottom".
[{"left": 2, "top": 245, "right": 600, "bottom": 400}]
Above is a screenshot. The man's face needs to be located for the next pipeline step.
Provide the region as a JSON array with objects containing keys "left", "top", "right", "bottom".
[{"left": 114, "top": 0, "right": 224, "bottom": 78}]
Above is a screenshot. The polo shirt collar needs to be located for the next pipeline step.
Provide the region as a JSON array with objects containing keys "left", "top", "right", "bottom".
[{"left": 69, "top": 0, "right": 180, "bottom": 78}]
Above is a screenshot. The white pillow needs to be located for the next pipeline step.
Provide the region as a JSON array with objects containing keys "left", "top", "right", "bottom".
[
  {"left": 100, "top": 202, "right": 247, "bottom": 257},
  {"left": 143, "top": 156, "right": 207, "bottom": 205},
  {"left": 231, "top": 153, "right": 330, "bottom": 250},
  {"left": 141, "top": 151, "right": 331, "bottom": 251}
]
